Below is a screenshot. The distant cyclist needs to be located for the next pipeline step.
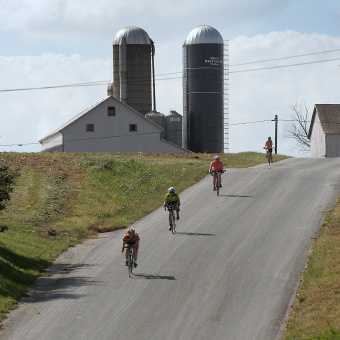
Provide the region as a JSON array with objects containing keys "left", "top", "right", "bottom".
[
  {"left": 163, "top": 187, "right": 180, "bottom": 229},
  {"left": 209, "top": 156, "right": 224, "bottom": 191},
  {"left": 122, "top": 227, "right": 140, "bottom": 268},
  {"left": 264, "top": 137, "right": 273, "bottom": 161}
]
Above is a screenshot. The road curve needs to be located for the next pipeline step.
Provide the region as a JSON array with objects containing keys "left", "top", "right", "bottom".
[{"left": 2, "top": 158, "right": 340, "bottom": 340}]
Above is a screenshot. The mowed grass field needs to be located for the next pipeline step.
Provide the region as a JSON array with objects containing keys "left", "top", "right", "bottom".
[{"left": 0, "top": 152, "right": 339, "bottom": 339}]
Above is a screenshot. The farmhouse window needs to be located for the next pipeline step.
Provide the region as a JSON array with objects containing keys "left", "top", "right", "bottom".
[
  {"left": 108, "top": 106, "right": 115, "bottom": 116},
  {"left": 129, "top": 124, "right": 137, "bottom": 132},
  {"left": 86, "top": 124, "right": 94, "bottom": 132}
]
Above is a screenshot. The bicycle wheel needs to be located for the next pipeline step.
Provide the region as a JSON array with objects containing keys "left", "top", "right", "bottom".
[
  {"left": 268, "top": 152, "right": 272, "bottom": 165},
  {"left": 172, "top": 212, "right": 176, "bottom": 234},
  {"left": 170, "top": 211, "right": 174, "bottom": 233},
  {"left": 128, "top": 251, "right": 133, "bottom": 278},
  {"left": 129, "top": 261, "right": 133, "bottom": 277},
  {"left": 216, "top": 178, "right": 220, "bottom": 196}
]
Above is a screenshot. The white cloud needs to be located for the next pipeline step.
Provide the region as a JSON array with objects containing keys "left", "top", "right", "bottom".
[
  {"left": 1, "top": 30, "right": 340, "bottom": 155},
  {"left": 0, "top": 53, "right": 111, "bottom": 152},
  {"left": 0, "top": 0, "right": 296, "bottom": 44},
  {"left": 1, "top": 0, "right": 340, "bottom": 155},
  {"left": 228, "top": 31, "right": 340, "bottom": 156}
]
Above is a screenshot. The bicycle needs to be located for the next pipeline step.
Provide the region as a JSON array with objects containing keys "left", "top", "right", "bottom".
[
  {"left": 123, "top": 245, "right": 134, "bottom": 278},
  {"left": 264, "top": 147, "right": 274, "bottom": 165},
  {"left": 164, "top": 204, "right": 177, "bottom": 234},
  {"left": 211, "top": 170, "right": 225, "bottom": 196}
]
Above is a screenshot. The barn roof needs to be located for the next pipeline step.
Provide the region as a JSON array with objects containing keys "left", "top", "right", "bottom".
[
  {"left": 39, "top": 96, "right": 162, "bottom": 143},
  {"left": 308, "top": 104, "right": 340, "bottom": 139}
]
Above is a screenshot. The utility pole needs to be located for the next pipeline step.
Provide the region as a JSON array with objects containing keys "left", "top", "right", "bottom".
[{"left": 272, "top": 115, "right": 278, "bottom": 154}]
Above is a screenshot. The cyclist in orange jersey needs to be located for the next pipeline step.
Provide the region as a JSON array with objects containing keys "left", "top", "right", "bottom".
[{"left": 122, "top": 227, "right": 140, "bottom": 268}]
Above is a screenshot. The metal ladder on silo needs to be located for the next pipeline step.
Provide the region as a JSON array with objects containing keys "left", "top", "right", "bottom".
[{"left": 223, "top": 40, "right": 230, "bottom": 154}]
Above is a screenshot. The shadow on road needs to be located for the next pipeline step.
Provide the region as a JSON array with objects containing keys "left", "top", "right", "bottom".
[
  {"left": 47, "top": 263, "right": 96, "bottom": 275},
  {"left": 175, "top": 232, "right": 215, "bottom": 236},
  {"left": 19, "top": 275, "right": 98, "bottom": 304},
  {"left": 133, "top": 274, "right": 176, "bottom": 280},
  {"left": 219, "top": 194, "right": 253, "bottom": 198},
  {"left": 18, "top": 263, "right": 100, "bottom": 303}
]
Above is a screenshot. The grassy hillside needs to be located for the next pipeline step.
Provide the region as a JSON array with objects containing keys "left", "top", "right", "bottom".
[
  {"left": 283, "top": 197, "right": 340, "bottom": 339},
  {"left": 1, "top": 151, "right": 339, "bottom": 338},
  {"left": 0, "top": 151, "right": 279, "bottom": 321}
]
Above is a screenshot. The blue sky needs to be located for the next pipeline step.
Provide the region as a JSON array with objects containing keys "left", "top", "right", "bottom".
[{"left": 1, "top": 0, "right": 340, "bottom": 156}]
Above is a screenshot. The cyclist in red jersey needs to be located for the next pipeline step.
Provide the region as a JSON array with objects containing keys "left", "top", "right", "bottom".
[
  {"left": 209, "top": 156, "right": 224, "bottom": 191},
  {"left": 264, "top": 137, "right": 273, "bottom": 157}
]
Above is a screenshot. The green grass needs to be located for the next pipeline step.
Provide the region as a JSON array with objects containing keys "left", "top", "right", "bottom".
[
  {"left": 0, "top": 151, "right": 292, "bottom": 323},
  {"left": 283, "top": 196, "right": 340, "bottom": 339},
  {"left": 3, "top": 150, "right": 337, "bottom": 339},
  {"left": 0, "top": 225, "right": 70, "bottom": 316}
]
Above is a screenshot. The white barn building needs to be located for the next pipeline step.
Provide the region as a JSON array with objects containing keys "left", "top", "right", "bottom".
[
  {"left": 39, "top": 96, "right": 188, "bottom": 153},
  {"left": 308, "top": 104, "right": 340, "bottom": 158}
]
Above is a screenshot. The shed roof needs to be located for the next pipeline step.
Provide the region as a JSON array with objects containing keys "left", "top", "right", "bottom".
[{"left": 308, "top": 104, "right": 340, "bottom": 139}]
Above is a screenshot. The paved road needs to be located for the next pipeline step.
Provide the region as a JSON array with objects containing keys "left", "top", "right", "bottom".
[{"left": 2, "top": 158, "right": 340, "bottom": 340}]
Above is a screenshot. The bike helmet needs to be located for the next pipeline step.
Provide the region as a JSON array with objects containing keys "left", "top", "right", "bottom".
[
  {"left": 168, "top": 187, "right": 175, "bottom": 193},
  {"left": 214, "top": 156, "right": 220, "bottom": 160},
  {"left": 268, "top": 136, "right": 271, "bottom": 139},
  {"left": 127, "top": 227, "right": 135, "bottom": 235}
]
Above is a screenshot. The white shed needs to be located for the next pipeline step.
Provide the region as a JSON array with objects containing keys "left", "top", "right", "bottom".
[
  {"left": 308, "top": 104, "right": 340, "bottom": 158},
  {"left": 39, "top": 96, "right": 188, "bottom": 153}
]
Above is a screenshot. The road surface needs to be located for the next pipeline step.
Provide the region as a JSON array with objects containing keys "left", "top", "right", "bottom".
[{"left": 2, "top": 158, "right": 340, "bottom": 340}]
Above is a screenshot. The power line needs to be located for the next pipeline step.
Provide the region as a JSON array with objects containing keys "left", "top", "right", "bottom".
[
  {"left": 1, "top": 50, "right": 340, "bottom": 93},
  {"left": 3, "top": 118, "right": 340, "bottom": 148},
  {"left": 229, "top": 119, "right": 273, "bottom": 126},
  {"left": 0, "top": 80, "right": 109, "bottom": 93},
  {"left": 156, "top": 57, "right": 340, "bottom": 78},
  {"left": 0, "top": 114, "right": 75, "bottom": 122},
  {"left": 230, "top": 48, "right": 340, "bottom": 66},
  {"left": 0, "top": 142, "right": 40, "bottom": 147},
  {"left": 229, "top": 57, "right": 340, "bottom": 73},
  {"left": 0, "top": 119, "right": 293, "bottom": 147}
]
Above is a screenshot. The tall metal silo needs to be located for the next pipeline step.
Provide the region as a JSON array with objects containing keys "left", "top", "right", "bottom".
[
  {"left": 146, "top": 110, "right": 165, "bottom": 139},
  {"left": 165, "top": 110, "right": 182, "bottom": 147},
  {"left": 182, "top": 25, "right": 224, "bottom": 153},
  {"left": 107, "top": 78, "right": 114, "bottom": 96},
  {"left": 110, "top": 26, "right": 155, "bottom": 116}
]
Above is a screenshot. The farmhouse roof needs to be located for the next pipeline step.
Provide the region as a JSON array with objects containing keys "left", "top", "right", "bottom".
[
  {"left": 39, "top": 96, "right": 162, "bottom": 143},
  {"left": 308, "top": 104, "right": 340, "bottom": 139}
]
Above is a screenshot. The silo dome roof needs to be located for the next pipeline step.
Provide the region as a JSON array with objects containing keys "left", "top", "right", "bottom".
[
  {"left": 185, "top": 25, "right": 223, "bottom": 45},
  {"left": 167, "top": 110, "right": 181, "bottom": 117},
  {"left": 107, "top": 78, "right": 113, "bottom": 90},
  {"left": 113, "top": 26, "right": 151, "bottom": 45},
  {"left": 146, "top": 110, "right": 165, "bottom": 117}
]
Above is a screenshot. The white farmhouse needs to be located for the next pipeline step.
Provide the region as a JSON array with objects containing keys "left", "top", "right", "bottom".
[
  {"left": 39, "top": 96, "right": 188, "bottom": 153},
  {"left": 308, "top": 104, "right": 340, "bottom": 158}
]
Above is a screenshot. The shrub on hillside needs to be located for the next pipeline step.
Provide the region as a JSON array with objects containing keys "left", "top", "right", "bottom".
[{"left": 0, "top": 165, "right": 19, "bottom": 232}]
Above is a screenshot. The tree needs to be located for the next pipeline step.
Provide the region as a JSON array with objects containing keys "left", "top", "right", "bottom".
[
  {"left": 0, "top": 165, "right": 19, "bottom": 233},
  {"left": 283, "top": 102, "right": 310, "bottom": 154}
]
